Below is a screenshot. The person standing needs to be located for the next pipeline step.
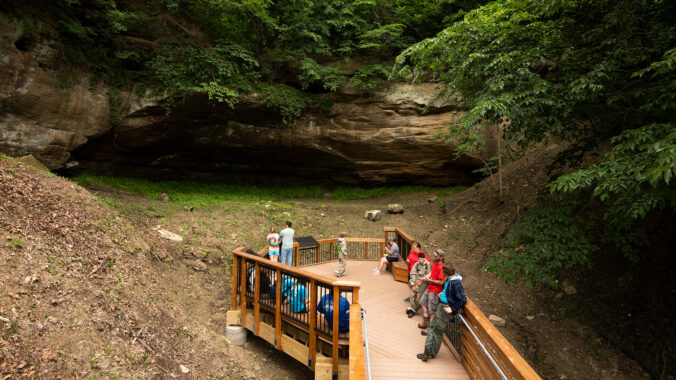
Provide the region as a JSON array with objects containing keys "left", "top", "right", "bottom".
[
  {"left": 417, "top": 264, "right": 466, "bottom": 362},
  {"left": 373, "top": 238, "right": 399, "bottom": 275},
  {"left": 417, "top": 250, "right": 444, "bottom": 330},
  {"left": 279, "top": 221, "right": 295, "bottom": 266},
  {"left": 406, "top": 252, "right": 431, "bottom": 318},
  {"left": 404, "top": 242, "right": 430, "bottom": 301},
  {"left": 317, "top": 290, "right": 350, "bottom": 333},
  {"left": 335, "top": 232, "right": 348, "bottom": 277},
  {"left": 266, "top": 227, "right": 281, "bottom": 262}
]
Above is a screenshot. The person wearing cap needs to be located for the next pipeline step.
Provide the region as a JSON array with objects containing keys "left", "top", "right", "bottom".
[
  {"left": 406, "top": 251, "right": 431, "bottom": 317},
  {"left": 373, "top": 238, "right": 399, "bottom": 275}
]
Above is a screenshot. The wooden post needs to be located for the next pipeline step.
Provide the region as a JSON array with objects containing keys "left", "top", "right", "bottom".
[
  {"left": 231, "top": 255, "right": 239, "bottom": 310},
  {"left": 364, "top": 242, "right": 368, "bottom": 260},
  {"left": 316, "top": 246, "right": 320, "bottom": 264},
  {"left": 380, "top": 242, "right": 384, "bottom": 258},
  {"left": 295, "top": 244, "right": 300, "bottom": 266},
  {"left": 240, "top": 258, "right": 247, "bottom": 328},
  {"left": 275, "top": 268, "right": 282, "bottom": 350},
  {"left": 253, "top": 262, "right": 261, "bottom": 336},
  {"left": 353, "top": 286, "right": 359, "bottom": 305},
  {"left": 332, "top": 285, "right": 340, "bottom": 375},
  {"left": 330, "top": 242, "right": 334, "bottom": 260},
  {"left": 309, "top": 280, "right": 317, "bottom": 370}
]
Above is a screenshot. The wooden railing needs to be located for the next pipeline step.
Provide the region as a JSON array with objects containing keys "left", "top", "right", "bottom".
[
  {"left": 231, "top": 247, "right": 361, "bottom": 376},
  {"left": 259, "top": 238, "right": 387, "bottom": 267}
]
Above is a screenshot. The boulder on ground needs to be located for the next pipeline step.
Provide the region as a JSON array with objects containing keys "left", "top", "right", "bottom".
[
  {"left": 18, "top": 155, "right": 50, "bottom": 172},
  {"left": 388, "top": 203, "right": 404, "bottom": 214},
  {"left": 155, "top": 228, "right": 183, "bottom": 242},
  {"left": 488, "top": 314, "right": 506, "bottom": 327},
  {"left": 192, "top": 260, "right": 207, "bottom": 272},
  {"left": 364, "top": 210, "right": 382, "bottom": 221},
  {"left": 428, "top": 196, "right": 437, "bottom": 202},
  {"left": 158, "top": 192, "right": 169, "bottom": 202}
]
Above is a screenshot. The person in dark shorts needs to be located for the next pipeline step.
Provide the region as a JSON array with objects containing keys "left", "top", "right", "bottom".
[{"left": 373, "top": 238, "right": 400, "bottom": 275}]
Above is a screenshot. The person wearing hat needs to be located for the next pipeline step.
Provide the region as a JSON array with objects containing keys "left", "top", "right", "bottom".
[{"left": 373, "top": 238, "right": 400, "bottom": 275}]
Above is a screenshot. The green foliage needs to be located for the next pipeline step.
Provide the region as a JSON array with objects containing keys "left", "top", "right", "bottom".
[
  {"left": 297, "top": 58, "right": 345, "bottom": 91},
  {"left": 348, "top": 64, "right": 391, "bottom": 91},
  {"left": 73, "top": 174, "right": 440, "bottom": 206},
  {"left": 395, "top": 0, "right": 676, "bottom": 285},
  {"left": 259, "top": 84, "right": 306, "bottom": 125},
  {"left": 485, "top": 205, "right": 597, "bottom": 288}
]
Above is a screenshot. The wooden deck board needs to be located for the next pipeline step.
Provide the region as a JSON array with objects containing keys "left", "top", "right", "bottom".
[{"left": 305, "top": 261, "right": 469, "bottom": 380}]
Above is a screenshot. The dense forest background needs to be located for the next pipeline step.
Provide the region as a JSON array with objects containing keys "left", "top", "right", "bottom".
[{"left": 1, "top": 0, "right": 675, "bottom": 377}]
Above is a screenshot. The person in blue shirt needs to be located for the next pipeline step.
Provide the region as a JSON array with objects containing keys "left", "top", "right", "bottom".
[
  {"left": 417, "top": 263, "right": 467, "bottom": 362},
  {"left": 285, "top": 281, "right": 309, "bottom": 313},
  {"left": 317, "top": 291, "right": 350, "bottom": 333}
]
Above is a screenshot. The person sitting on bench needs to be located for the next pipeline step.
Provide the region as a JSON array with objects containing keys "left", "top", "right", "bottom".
[
  {"left": 284, "top": 279, "right": 309, "bottom": 313},
  {"left": 317, "top": 290, "right": 350, "bottom": 333},
  {"left": 373, "top": 238, "right": 400, "bottom": 275}
]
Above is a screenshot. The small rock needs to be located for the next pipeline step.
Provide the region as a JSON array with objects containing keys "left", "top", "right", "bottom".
[
  {"left": 428, "top": 196, "right": 437, "bottom": 202},
  {"left": 36, "top": 322, "right": 45, "bottom": 331},
  {"left": 264, "top": 204, "right": 271, "bottom": 209},
  {"left": 47, "top": 316, "right": 58, "bottom": 324},
  {"left": 387, "top": 204, "right": 404, "bottom": 214},
  {"left": 156, "top": 229, "right": 183, "bottom": 242},
  {"left": 18, "top": 155, "right": 49, "bottom": 172},
  {"left": 283, "top": 211, "right": 291, "bottom": 217},
  {"left": 555, "top": 292, "right": 564, "bottom": 300},
  {"left": 364, "top": 210, "right": 382, "bottom": 222},
  {"left": 253, "top": 364, "right": 261, "bottom": 371},
  {"left": 192, "top": 260, "right": 208, "bottom": 272},
  {"left": 561, "top": 279, "right": 577, "bottom": 295},
  {"left": 320, "top": 213, "right": 326, "bottom": 217},
  {"left": 526, "top": 315, "right": 535, "bottom": 320},
  {"left": 179, "top": 365, "right": 190, "bottom": 374},
  {"left": 322, "top": 192, "right": 332, "bottom": 198},
  {"left": 488, "top": 314, "right": 505, "bottom": 327}
]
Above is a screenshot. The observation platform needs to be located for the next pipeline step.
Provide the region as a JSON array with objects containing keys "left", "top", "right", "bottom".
[
  {"left": 305, "top": 260, "right": 469, "bottom": 380},
  {"left": 228, "top": 227, "right": 541, "bottom": 380}
]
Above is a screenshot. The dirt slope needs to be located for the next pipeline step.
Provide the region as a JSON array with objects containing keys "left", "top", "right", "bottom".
[{"left": 0, "top": 157, "right": 310, "bottom": 379}]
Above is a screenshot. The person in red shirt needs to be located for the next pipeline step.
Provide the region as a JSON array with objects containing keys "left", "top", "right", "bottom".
[
  {"left": 404, "top": 242, "right": 431, "bottom": 302},
  {"left": 417, "top": 250, "right": 445, "bottom": 330},
  {"left": 406, "top": 242, "right": 430, "bottom": 275}
]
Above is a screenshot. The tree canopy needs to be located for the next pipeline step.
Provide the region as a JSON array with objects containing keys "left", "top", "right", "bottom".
[{"left": 395, "top": 0, "right": 676, "bottom": 287}]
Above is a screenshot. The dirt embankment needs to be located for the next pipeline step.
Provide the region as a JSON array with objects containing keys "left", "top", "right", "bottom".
[{"left": 0, "top": 157, "right": 310, "bottom": 379}]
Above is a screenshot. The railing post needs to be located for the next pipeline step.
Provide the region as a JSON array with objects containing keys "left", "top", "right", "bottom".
[
  {"left": 254, "top": 262, "right": 261, "bottom": 336},
  {"left": 332, "top": 285, "right": 340, "bottom": 375},
  {"left": 353, "top": 287, "right": 359, "bottom": 305},
  {"left": 316, "top": 247, "right": 320, "bottom": 264},
  {"left": 275, "top": 268, "right": 282, "bottom": 350},
  {"left": 295, "top": 244, "right": 300, "bottom": 266},
  {"left": 364, "top": 242, "right": 368, "bottom": 260},
  {"left": 309, "top": 280, "right": 317, "bottom": 370},
  {"left": 380, "top": 242, "right": 384, "bottom": 258},
  {"left": 240, "top": 257, "right": 247, "bottom": 328},
  {"left": 231, "top": 255, "right": 238, "bottom": 310}
]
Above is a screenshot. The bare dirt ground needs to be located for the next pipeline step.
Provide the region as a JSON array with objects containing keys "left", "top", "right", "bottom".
[{"left": 0, "top": 148, "right": 650, "bottom": 380}]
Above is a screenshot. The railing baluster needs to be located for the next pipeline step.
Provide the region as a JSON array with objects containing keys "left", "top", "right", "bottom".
[
  {"left": 309, "top": 279, "right": 317, "bottom": 370},
  {"left": 275, "top": 268, "right": 282, "bottom": 350},
  {"left": 254, "top": 262, "right": 261, "bottom": 335},
  {"left": 330, "top": 242, "right": 334, "bottom": 260},
  {"left": 332, "top": 284, "right": 340, "bottom": 375}
]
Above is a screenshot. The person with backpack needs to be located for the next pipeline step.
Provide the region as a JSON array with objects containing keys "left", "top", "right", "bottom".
[
  {"left": 417, "top": 263, "right": 467, "bottom": 362},
  {"left": 334, "top": 232, "right": 348, "bottom": 277}
]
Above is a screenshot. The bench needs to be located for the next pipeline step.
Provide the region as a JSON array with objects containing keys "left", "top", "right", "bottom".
[{"left": 390, "top": 260, "right": 408, "bottom": 283}]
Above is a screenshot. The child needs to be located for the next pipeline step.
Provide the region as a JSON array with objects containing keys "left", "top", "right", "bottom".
[
  {"left": 334, "top": 232, "right": 347, "bottom": 277},
  {"left": 267, "top": 227, "right": 280, "bottom": 262}
]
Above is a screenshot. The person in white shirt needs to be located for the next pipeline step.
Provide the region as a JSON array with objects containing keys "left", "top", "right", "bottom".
[{"left": 279, "top": 221, "right": 295, "bottom": 266}]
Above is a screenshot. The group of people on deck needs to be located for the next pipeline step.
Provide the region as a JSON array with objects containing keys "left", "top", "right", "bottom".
[
  {"left": 259, "top": 222, "right": 350, "bottom": 334},
  {"left": 262, "top": 226, "right": 467, "bottom": 361},
  {"left": 373, "top": 238, "right": 468, "bottom": 362}
]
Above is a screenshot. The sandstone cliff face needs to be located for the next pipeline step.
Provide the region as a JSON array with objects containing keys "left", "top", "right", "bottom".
[
  {"left": 0, "top": 17, "right": 495, "bottom": 185},
  {"left": 72, "top": 84, "right": 495, "bottom": 185},
  {"left": 0, "top": 19, "right": 110, "bottom": 169}
]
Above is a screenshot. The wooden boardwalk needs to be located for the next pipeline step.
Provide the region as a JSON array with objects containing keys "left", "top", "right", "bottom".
[{"left": 305, "top": 261, "right": 470, "bottom": 380}]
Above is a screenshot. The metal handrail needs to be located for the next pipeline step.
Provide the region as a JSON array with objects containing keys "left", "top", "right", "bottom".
[
  {"left": 458, "top": 314, "right": 509, "bottom": 380},
  {"left": 361, "top": 308, "right": 372, "bottom": 380}
]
